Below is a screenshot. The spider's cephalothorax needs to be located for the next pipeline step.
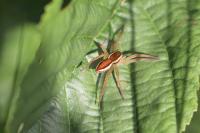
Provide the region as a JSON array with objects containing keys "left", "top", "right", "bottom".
[{"left": 89, "top": 29, "right": 159, "bottom": 104}]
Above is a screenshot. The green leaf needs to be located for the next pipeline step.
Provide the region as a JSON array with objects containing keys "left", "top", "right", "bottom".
[
  {"left": 154, "top": 0, "right": 200, "bottom": 132},
  {"left": 0, "top": 24, "right": 40, "bottom": 132},
  {"left": 1, "top": 0, "right": 200, "bottom": 133},
  {"left": 39, "top": 0, "right": 63, "bottom": 27},
  {"left": 2, "top": 0, "right": 121, "bottom": 132},
  {"left": 28, "top": 0, "right": 200, "bottom": 133}
]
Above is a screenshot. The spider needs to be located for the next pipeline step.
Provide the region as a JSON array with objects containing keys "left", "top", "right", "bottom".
[{"left": 89, "top": 28, "right": 159, "bottom": 104}]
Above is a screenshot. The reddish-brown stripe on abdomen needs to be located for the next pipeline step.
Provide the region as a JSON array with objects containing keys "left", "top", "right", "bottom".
[
  {"left": 96, "top": 59, "right": 112, "bottom": 73},
  {"left": 109, "top": 51, "right": 122, "bottom": 64}
]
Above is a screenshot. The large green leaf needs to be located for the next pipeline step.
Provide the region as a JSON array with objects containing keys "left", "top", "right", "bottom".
[
  {"left": 1, "top": 0, "right": 121, "bottom": 132},
  {"left": 161, "top": 0, "right": 200, "bottom": 131},
  {"left": 1, "top": 0, "right": 200, "bottom": 133},
  {"left": 27, "top": 0, "right": 200, "bottom": 133},
  {"left": 0, "top": 24, "right": 41, "bottom": 132}
]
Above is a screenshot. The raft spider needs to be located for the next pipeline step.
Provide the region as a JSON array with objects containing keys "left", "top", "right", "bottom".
[{"left": 89, "top": 28, "right": 159, "bottom": 104}]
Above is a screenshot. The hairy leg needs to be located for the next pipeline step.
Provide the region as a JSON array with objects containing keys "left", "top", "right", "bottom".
[
  {"left": 88, "top": 43, "right": 110, "bottom": 67},
  {"left": 111, "top": 26, "right": 124, "bottom": 52},
  {"left": 99, "top": 66, "right": 114, "bottom": 103},
  {"left": 113, "top": 65, "right": 124, "bottom": 99},
  {"left": 127, "top": 54, "right": 159, "bottom": 60},
  {"left": 120, "top": 54, "right": 159, "bottom": 65},
  {"left": 99, "top": 44, "right": 109, "bottom": 56},
  {"left": 88, "top": 53, "right": 105, "bottom": 67}
]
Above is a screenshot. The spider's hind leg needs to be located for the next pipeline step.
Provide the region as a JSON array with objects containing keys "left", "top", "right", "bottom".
[
  {"left": 99, "top": 66, "right": 114, "bottom": 104},
  {"left": 121, "top": 54, "right": 159, "bottom": 65},
  {"left": 113, "top": 65, "right": 124, "bottom": 99}
]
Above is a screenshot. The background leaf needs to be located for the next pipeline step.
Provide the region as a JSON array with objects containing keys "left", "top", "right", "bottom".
[
  {"left": 1, "top": 0, "right": 121, "bottom": 132},
  {"left": 0, "top": 24, "right": 40, "bottom": 132}
]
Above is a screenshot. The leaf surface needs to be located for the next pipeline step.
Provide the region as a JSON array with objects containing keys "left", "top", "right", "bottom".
[
  {"left": 4, "top": 0, "right": 121, "bottom": 132},
  {"left": 28, "top": 0, "right": 200, "bottom": 133},
  {"left": 1, "top": 0, "right": 200, "bottom": 133},
  {"left": 0, "top": 24, "right": 40, "bottom": 132}
]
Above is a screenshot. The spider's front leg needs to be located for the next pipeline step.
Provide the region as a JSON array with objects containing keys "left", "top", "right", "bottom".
[
  {"left": 119, "top": 53, "right": 159, "bottom": 65},
  {"left": 110, "top": 26, "right": 124, "bottom": 52},
  {"left": 88, "top": 53, "right": 105, "bottom": 67},
  {"left": 88, "top": 44, "right": 109, "bottom": 67}
]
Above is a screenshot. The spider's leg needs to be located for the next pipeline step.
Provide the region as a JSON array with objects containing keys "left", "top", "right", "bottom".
[
  {"left": 99, "top": 43, "right": 107, "bottom": 52},
  {"left": 95, "top": 73, "right": 102, "bottom": 104},
  {"left": 127, "top": 54, "right": 159, "bottom": 60},
  {"left": 121, "top": 54, "right": 159, "bottom": 65},
  {"left": 111, "top": 27, "right": 124, "bottom": 52},
  {"left": 88, "top": 42, "right": 110, "bottom": 68},
  {"left": 99, "top": 66, "right": 114, "bottom": 103},
  {"left": 113, "top": 65, "right": 124, "bottom": 99},
  {"left": 99, "top": 44, "right": 109, "bottom": 57},
  {"left": 88, "top": 53, "right": 105, "bottom": 67}
]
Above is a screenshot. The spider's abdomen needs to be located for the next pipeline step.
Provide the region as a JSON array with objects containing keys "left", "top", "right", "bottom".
[
  {"left": 96, "top": 59, "right": 112, "bottom": 73},
  {"left": 109, "top": 51, "right": 122, "bottom": 64}
]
